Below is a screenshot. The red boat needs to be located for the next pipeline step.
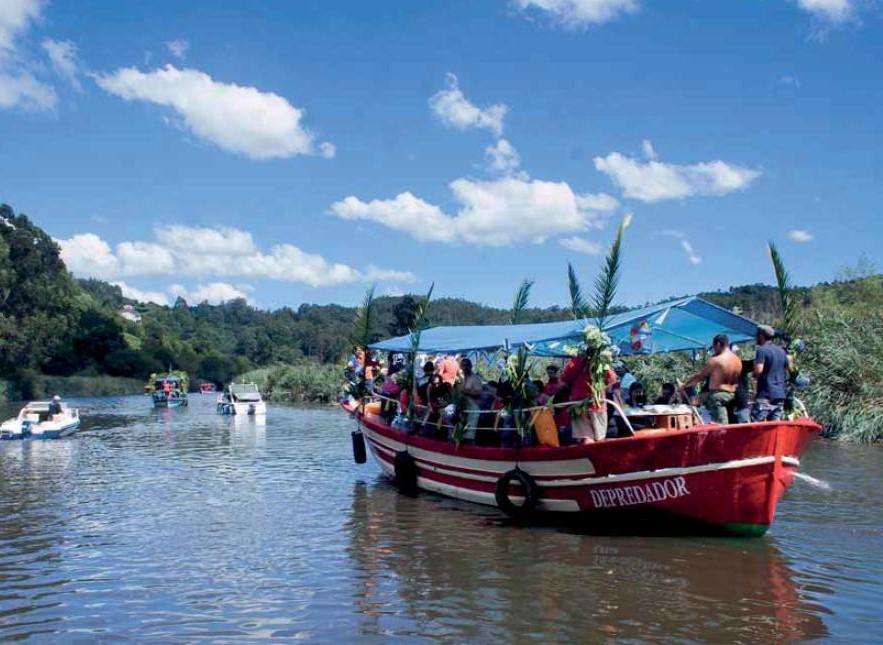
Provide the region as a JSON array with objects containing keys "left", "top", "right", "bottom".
[
  {"left": 344, "top": 400, "right": 819, "bottom": 536},
  {"left": 344, "top": 297, "right": 821, "bottom": 536}
]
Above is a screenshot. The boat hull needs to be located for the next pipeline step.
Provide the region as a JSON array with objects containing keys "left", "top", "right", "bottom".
[
  {"left": 0, "top": 419, "right": 80, "bottom": 440},
  {"left": 217, "top": 401, "right": 267, "bottom": 416},
  {"left": 345, "top": 403, "right": 820, "bottom": 536},
  {"left": 153, "top": 395, "right": 188, "bottom": 408}
]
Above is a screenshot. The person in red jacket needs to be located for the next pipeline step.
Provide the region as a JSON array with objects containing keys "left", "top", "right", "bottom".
[{"left": 559, "top": 355, "right": 618, "bottom": 443}]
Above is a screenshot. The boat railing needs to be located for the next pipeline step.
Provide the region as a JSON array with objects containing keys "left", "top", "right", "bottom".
[{"left": 354, "top": 389, "right": 639, "bottom": 436}]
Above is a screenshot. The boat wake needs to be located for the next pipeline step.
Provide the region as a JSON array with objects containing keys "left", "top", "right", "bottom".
[{"left": 793, "top": 471, "right": 832, "bottom": 491}]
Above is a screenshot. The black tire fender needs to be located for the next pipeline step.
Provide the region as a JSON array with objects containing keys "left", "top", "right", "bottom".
[
  {"left": 495, "top": 468, "right": 539, "bottom": 519},
  {"left": 394, "top": 450, "right": 419, "bottom": 497}
]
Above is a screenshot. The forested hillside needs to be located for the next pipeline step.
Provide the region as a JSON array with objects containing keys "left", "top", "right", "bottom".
[{"left": 2, "top": 201, "right": 881, "bottom": 441}]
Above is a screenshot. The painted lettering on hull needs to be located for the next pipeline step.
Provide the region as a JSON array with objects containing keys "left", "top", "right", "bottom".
[{"left": 590, "top": 476, "right": 690, "bottom": 509}]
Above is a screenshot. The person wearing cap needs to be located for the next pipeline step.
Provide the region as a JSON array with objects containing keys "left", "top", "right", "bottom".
[
  {"left": 751, "top": 325, "right": 790, "bottom": 422},
  {"left": 680, "top": 334, "right": 742, "bottom": 424},
  {"left": 48, "top": 395, "right": 62, "bottom": 417}
]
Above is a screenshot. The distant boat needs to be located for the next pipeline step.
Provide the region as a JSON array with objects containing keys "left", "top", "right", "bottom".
[
  {"left": 217, "top": 383, "right": 266, "bottom": 416},
  {"left": 1, "top": 401, "right": 80, "bottom": 440},
  {"left": 149, "top": 373, "right": 189, "bottom": 408},
  {"left": 200, "top": 383, "right": 217, "bottom": 394}
]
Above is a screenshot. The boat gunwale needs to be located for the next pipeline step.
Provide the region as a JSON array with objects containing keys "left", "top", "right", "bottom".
[{"left": 346, "top": 402, "right": 821, "bottom": 464}]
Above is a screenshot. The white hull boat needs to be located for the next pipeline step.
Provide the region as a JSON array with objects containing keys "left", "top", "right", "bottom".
[
  {"left": 217, "top": 383, "right": 266, "bottom": 416},
  {"left": 1, "top": 402, "right": 80, "bottom": 440}
]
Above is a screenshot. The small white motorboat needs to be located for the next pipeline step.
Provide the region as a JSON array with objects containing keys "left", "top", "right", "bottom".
[
  {"left": 217, "top": 383, "right": 266, "bottom": 416},
  {"left": 0, "top": 401, "right": 80, "bottom": 440}
]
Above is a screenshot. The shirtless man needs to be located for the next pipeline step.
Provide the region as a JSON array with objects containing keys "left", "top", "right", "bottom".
[{"left": 680, "top": 334, "right": 743, "bottom": 424}]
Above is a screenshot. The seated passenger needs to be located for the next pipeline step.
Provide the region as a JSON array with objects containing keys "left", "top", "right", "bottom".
[
  {"left": 416, "top": 361, "right": 435, "bottom": 408},
  {"left": 628, "top": 382, "right": 647, "bottom": 407},
  {"left": 654, "top": 382, "right": 677, "bottom": 405},
  {"left": 541, "top": 365, "right": 560, "bottom": 400},
  {"left": 379, "top": 364, "right": 402, "bottom": 422},
  {"left": 48, "top": 395, "right": 62, "bottom": 416}
]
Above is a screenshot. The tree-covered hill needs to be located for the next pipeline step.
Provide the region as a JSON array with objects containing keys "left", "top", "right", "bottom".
[{"left": 2, "top": 202, "right": 880, "bottom": 415}]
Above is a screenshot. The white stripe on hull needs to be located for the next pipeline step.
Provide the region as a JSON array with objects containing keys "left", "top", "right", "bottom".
[
  {"left": 364, "top": 427, "right": 802, "bottom": 513},
  {"left": 369, "top": 451, "right": 579, "bottom": 511},
  {"left": 363, "top": 427, "right": 596, "bottom": 478}
]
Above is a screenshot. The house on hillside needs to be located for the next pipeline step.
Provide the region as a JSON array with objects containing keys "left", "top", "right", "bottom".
[{"left": 119, "top": 304, "right": 142, "bottom": 323}]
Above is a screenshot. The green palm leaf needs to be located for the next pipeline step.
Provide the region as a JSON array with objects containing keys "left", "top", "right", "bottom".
[
  {"left": 567, "top": 262, "right": 587, "bottom": 320},
  {"left": 592, "top": 218, "right": 626, "bottom": 328},
  {"left": 769, "top": 241, "right": 797, "bottom": 337},
  {"left": 510, "top": 278, "right": 534, "bottom": 325},
  {"left": 351, "top": 283, "right": 376, "bottom": 349}
]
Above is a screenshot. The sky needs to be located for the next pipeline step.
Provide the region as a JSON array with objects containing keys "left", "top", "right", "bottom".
[{"left": 0, "top": 0, "right": 880, "bottom": 310}]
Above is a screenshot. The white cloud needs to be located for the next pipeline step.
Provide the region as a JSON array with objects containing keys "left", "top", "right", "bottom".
[
  {"left": 156, "top": 224, "right": 257, "bottom": 256},
  {"left": 116, "top": 241, "right": 175, "bottom": 276},
  {"left": 57, "top": 225, "right": 413, "bottom": 288},
  {"left": 112, "top": 281, "right": 169, "bottom": 306},
  {"left": 164, "top": 39, "right": 188, "bottom": 60},
  {"left": 330, "top": 177, "right": 618, "bottom": 246},
  {"left": 796, "top": 0, "right": 854, "bottom": 23},
  {"left": 641, "top": 139, "right": 657, "bottom": 160},
  {"left": 0, "top": 1, "right": 56, "bottom": 112},
  {"left": 41, "top": 38, "right": 81, "bottom": 90},
  {"left": 680, "top": 239, "right": 702, "bottom": 265},
  {"left": 170, "top": 282, "right": 250, "bottom": 305},
  {"left": 331, "top": 192, "right": 456, "bottom": 243},
  {"left": 514, "top": 0, "right": 638, "bottom": 27},
  {"left": 0, "top": 0, "right": 42, "bottom": 53},
  {"left": 429, "top": 73, "right": 507, "bottom": 137},
  {"left": 485, "top": 138, "right": 522, "bottom": 175},
  {"left": 58, "top": 233, "right": 120, "bottom": 279},
  {"left": 0, "top": 70, "right": 56, "bottom": 110},
  {"left": 594, "top": 147, "right": 760, "bottom": 203},
  {"left": 788, "top": 229, "right": 814, "bottom": 243},
  {"left": 660, "top": 230, "right": 702, "bottom": 265},
  {"left": 559, "top": 236, "right": 602, "bottom": 255},
  {"left": 94, "top": 64, "right": 333, "bottom": 160}
]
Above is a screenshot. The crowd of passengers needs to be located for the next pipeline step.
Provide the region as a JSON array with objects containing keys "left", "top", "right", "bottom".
[{"left": 345, "top": 324, "right": 796, "bottom": 447}]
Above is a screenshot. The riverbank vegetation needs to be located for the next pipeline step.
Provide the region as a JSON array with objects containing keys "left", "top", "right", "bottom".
[
  {"left": 2, "top": 202, "right": 881, "bottom": 441},
  {"left": 235, "top": 363, "right": 341, "bottom": 403}
]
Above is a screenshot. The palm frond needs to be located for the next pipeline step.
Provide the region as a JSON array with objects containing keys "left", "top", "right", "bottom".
[
  {"left": 769, "top": 241, "right": 797, "bottom": 337},
  {"left": 567, "top": 262, "right": 587, "bottom": 320},
  {"left": 510, "top": 279, "right": 534, "bottom": 325},
  {"left": 592, "top": 218, "right": 626, "bottom": 328},
  {"left": 351, "top": 283, "right": 376, "bottom": 349},
  {"left": 409, "top": 283, "right": 435, "bottom": 352}
]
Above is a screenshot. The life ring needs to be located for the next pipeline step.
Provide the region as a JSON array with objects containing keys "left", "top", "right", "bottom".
[
  {"left": 394, "top": 451, "right": 419, "bottom": 497},
  {"left": 495, "top": 468, "right": 539, "bottom": 519}
]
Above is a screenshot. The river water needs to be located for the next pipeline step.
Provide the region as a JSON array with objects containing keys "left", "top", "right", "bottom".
[{"left": 0, "top": 395, "right": 879, "bottom": 641}]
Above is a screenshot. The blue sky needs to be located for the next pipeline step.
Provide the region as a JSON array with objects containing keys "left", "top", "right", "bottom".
[{"left": 1, "top": 0, "right": 880, "bottom": 309}]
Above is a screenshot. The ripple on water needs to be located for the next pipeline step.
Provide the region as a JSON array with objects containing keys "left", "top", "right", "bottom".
[{"left": 0, "top": 395, "right": 880, "bottom": 640}]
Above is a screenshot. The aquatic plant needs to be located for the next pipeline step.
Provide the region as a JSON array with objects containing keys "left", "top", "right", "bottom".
[{"left": 799, "top": 305, "right": 883, "bottom": 443}]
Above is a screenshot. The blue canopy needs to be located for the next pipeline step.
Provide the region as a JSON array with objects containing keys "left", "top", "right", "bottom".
[{"left": 369, "top": 296, "right": 758, "bottom": 357}]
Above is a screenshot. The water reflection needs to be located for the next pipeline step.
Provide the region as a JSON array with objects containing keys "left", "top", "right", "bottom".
[
  {"left": 0, "top": 397, "right": 876, "bottom": 640},
  {"left": 346, "top": 479, "right": 828, "bottom": 641}
]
